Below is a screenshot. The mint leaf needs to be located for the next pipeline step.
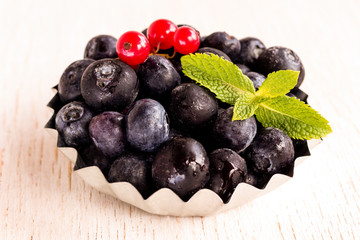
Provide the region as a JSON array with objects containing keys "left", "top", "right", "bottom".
[
  {"left": 255, "top": 95, "right": 332, "bottom": 139},
  {"left": 256, "top": 70, "right": 299, "bottom": 97},
  {"left": 181, "top": 53, "right": 255, "bottom": 105},
  {"left": 233, "top": 93, "right": 262, "bottom": 121}
]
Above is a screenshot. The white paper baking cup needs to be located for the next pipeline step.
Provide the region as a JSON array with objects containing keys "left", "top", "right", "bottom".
[{"left": 46, "top": 88, "right": 321, "bottom": 217}]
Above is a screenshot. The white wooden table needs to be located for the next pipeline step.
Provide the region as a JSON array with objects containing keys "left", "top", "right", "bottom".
[{"left": 1, "top": 0, "right": 360, "bottom": 239}]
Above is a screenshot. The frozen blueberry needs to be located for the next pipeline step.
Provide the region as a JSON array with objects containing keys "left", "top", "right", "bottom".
[
  {"left": 75, "top": 144, "right": 113, "bottom": 177},
  {"left": 126, "top": 99, "right": 169, "bottom": 152},
  {"left": 196, "top": 47, "right": 231, "bottom": 62},
  {"left": 89, "top": 111, "right": 126, "bottom": 159},
  {"left": 245, "top": 127, "right": 295, "bottom": 175},
  {"left": 58, "top": 59, "right": 94, "bottom": 103},
  {"left": 152, "top": 136, "right": 210, "bottom": 200},
  {"left": 245, "top": 169, "right": 271, "bottom": 189},
  {"left": 137, "top": 55, "right": 181, "bottom": 102},
  {"left": 108, "top": 151, "right": 153, "bottom": 198},
  {"left": 81, "top": 58, "right": 139, "bottom": 111},
  {"left": 237, "top": 37, "right": 266, "bottom": 67},
  {"left": 169, "top": 83, "right": 218, "bottom": 132},
  {"left": 202, "top": 32, "right": 241, "bottom": 62},
  {"left": 208, "top": 148, "right": 247, "bottom": 202},
  {"left": 55, "top": 101, "right": 93, "bottom": 148},
  {"left": 254, "top": 46, "right": 305, "bottom": 88},
  {"left": 289, "top": 88, "right": 308, "bottom": 103},
  {"left": 84, "top": 35, "right": 118, "bottom": 60},
  {"left": 235, "top": 63, "right": 250, "bottom": 74},
  {"left": 212, "top": 107, "right": 257, "bottom": 153},
  {"left": 245, "top": 71, "right": 266, "bottom": 90}
]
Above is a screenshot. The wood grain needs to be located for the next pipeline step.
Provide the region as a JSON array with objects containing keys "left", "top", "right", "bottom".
[{"left": 1, "top": 0, "right": 360, "bottom": 239}]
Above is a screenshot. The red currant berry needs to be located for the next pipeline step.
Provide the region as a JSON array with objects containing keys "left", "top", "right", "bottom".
[
  {"left": 173, "top": 26, "right": 200, "bottom": 55},
  {"left": 116, "top": 31, "right": 150, "bottom": 66},
  {"left": 147, "top": 19, "right": 177, "bottom": 50}
]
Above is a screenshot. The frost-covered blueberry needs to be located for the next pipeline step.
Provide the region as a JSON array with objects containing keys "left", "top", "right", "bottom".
[
  {"left": 237, "top": 37, "right": 266, "bottom": 67},
  {"left": 255, "top": 46, "right": 305, "bottom": 88},
  {"left": 55, "top": 101, "right": 93, "bottom": 148},
  {"left": 169, "top": 83, "right": 218, "bottom": 132},
  {"left": 208, "top": 148, "right": 247, "bottom": 201},
  {"left": 245, "top": 127, "right": 295, "bottom": 175},
  {"left": 81, "top": 59, "right": 139, "bottom": 111},
  {"left": 108, "top": 151, "right": 153, "bottom": 197},
  {"left": 126, "top": 99, "right": 169, "bottom": 152},
  {"left": 152, "top": 136, "right": 210, "bottom": 200},
  {"left": 212, "top": 107, "right": 257, "bottom": 153},
  {"left": 137, "top": 55, "right": 181, "bottom": 102},
  {"left": 58, "top": 59, "right": 94, "bottom": 103},
  {"left": 89, "top": 111, "right": 126, "bottom": 159},
  {"left": 84, "top": 35, "right": 118, "bottom": 60},
  {"left": 202, "top": 32, "right": 241, "bottom": 62}
]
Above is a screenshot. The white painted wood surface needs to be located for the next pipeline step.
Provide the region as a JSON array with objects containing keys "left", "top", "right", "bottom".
[{"left": 1, "top": 0, "right": 360, "bottom": 239}]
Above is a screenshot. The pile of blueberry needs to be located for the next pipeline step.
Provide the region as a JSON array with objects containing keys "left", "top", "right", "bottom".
[{"left": 51, "top": 19, "right": 310, "bottom": 202}]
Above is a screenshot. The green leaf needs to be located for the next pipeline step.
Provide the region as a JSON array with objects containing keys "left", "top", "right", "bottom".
[
  {"left": 255, "top": 95, "right": 332, "bottom": 139},
  {"left": 256, "top": 70, "right": 299, "bottom": 97},
  {"left": 232, "top": 93, "right": 262, "bottom": 120},
  {"left": 181, "top": 53, "right": 255, "bottom": 105}
]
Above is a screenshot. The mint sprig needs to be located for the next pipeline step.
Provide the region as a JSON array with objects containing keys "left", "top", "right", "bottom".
[{"left": 181, "top": 53, "right": 332, "bottom": 140}]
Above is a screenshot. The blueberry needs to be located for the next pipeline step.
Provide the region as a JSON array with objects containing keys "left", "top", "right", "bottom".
[
  {"left": 126, "top": 99, "right": 169, "bottom": 152},
  {"left": 137, "top": 55, "right": 181, "bottom": 102},
  {"left": 254, "top": 46, "right": 305, "bottom": 88},
  {"left": 237, "top": 37, "right": 266, "bottom": 67},
  {"left": 169, "top": 83, "right": 218, "bottom": 132},
  {"left": 289, "top": 88, "right": 308, "bottom": 103},
  {"left": 212, "top": 107, "right": 257, "bottom": 153},
  {"left": 152, "top": 136, "right": 210, "bottom": 200},
  {"left": 84, "top": 35, "right": 118, "bottom": 60},
  {"left": 235, "top": 63, "right": 250, "bottom": 74},
  {"left": 244, "top": 169, "right": 271, "bottom": 189},
  {"left": 202, "top": 32, "right": 241, "bottom": 62},
  {"left": 245, "top": 127, "right": 295, "bottom": 175},
  {"left": 89, "top": 111, "right": 126, "bottom": 159},
  {"left": 196, "top": 47, "right": 231, "bottom": 62},
  {"left": 55, "top": 101, "right": 93, "bottom": 148},
  {"left": 245, "top": 71, "right": 266, "bottom": 90},
  {"left": 58, "top": 59, "right": 94, "bottom": 103},
  {"left": 108, "top": 151, "right": 153, "bottom": 198},
  {"left": 76, "top": 144, "right": 113, "bottom": 177},
  {"left": 81, "top": 58, "right": 139, "bottom": 111},
  {"left": 208, "top": 148, "right": 247, "bottom": 202}
]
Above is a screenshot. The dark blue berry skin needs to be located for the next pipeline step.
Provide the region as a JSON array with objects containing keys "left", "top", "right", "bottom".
[
  {"left": 245, "top": 127, "right": 295, "bottom": 175},
  {"left": 126, "top": 99, "right": 169, "bottom": 152},
  {"left": 245, "top": 169, "right": 271, "bottom": 189},
  {"left": 289, "top": 88, "right": 308, "bottom": 103},
  {"left": 255, "top": 46, "right": 305, "bottom": 88},
  {"left": 208, "top": 148, "right": 247, "bottom": 202},
  {"left": 152, "top": 137, "right": 210, "bottom": 200},
  {"left": 235, "top": 63, "right": 250, "bottom": 74},
  {"left": 245, "top": 71, "right": 266, "bottom": 90},
  {"left": 84, "top": 35, "right": 118, "bottom": 60},
  {"left": 75, "top": 144, "right": 113, "bottom": 177},
  {"left": 108, "top": 151, "right": 153, "bottom": 198},
  {"left": 237, "top": 37, "right": 266, "bottom": 67},
  {"left": 58, "top": 59, "right": 94, "bottom": 103},
  {"left": 55, "top": 101, "right": 93, "bottom": 148},
  {"left": 212, "top": 107, "right": 257, "bottom": 153},
  {"left": 81, "top": 59, "right": 139, "bottom": 112},
  {"left": 137, "top": 55, "right": 181, "bottom": 102},
  {"left": 169, "top": 83, "right": 218, "bottom": 132},
  {"left": 89, "top": 111, "right": 126, "bottom": 159},
  {"left": 202, "top": 32, "right": 241, "bottom": 62},
  {"left": 196, "top": 47, "right": 231, "bottom": 62}
]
